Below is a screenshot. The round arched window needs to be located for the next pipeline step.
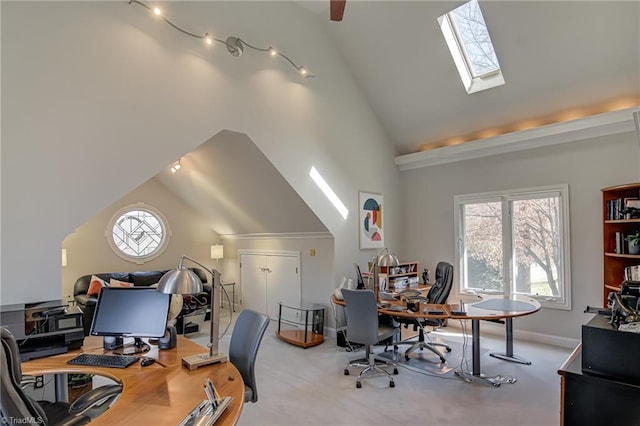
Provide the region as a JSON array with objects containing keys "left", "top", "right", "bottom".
[{"left": 106, "top": 204, "right": 171, "bottom": 264}]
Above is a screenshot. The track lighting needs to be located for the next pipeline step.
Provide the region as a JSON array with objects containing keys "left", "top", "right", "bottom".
[
  {"left": 129, "top": 0, "right": 314, "bottom": 78},
  {"left": 170, "top": 160, "right": 182, "bottom": 173}
]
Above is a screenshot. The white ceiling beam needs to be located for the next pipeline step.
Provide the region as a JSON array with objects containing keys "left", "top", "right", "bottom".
[{"left": 395, "top": 107, "right": 640, "bottom": 171}]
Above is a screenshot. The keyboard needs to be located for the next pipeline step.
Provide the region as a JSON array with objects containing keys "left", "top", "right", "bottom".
[{"left": 67, "top": 353, "right": 139, "bottom": 369}]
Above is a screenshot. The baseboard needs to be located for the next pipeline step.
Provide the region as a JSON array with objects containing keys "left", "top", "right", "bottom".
[
  {"left": 444, "top": 320, "right": 580, "bottom": 349},
  {"left": 326, "top": 323, "right": 579, "bottom": 349}
]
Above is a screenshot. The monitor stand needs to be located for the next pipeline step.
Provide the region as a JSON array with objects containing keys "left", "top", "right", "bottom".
[{"left": 114, "top": 338, "right": 150, "bottom": 355}]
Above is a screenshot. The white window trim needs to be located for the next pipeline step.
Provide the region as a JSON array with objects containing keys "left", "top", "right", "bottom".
[
  {"left": 105, "top": 202, "right": 172, "bottom": 265},
  {"left": 454, "top": 185, "right": 571, "bottom": 310}
]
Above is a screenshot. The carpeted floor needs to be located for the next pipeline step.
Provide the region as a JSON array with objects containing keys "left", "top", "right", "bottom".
[{"left": 190, "top": 309, "right": 572, "bottom": 426}]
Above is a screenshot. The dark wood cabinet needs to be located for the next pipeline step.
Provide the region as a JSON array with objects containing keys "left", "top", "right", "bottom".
[
  {"left": 559, "top": 344, "right": 640, "bottom": 426},
  {"left": 601, "top": 183, "right": 640, "bottom": 306}
]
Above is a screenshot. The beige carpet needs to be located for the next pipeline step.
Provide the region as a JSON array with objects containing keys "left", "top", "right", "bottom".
[{"left": 190, "top": 309, "right": 571, "bottom": 426}]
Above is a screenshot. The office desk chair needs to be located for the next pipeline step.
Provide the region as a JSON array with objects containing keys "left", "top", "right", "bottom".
[
  {"left": 1, "top": 327, "right": 122, "bottom": 426},
  {"left": 341, "top": 289, "right": 399, "bottom": 388},
  {"left": 228, "top": 309, "right": 270, "bottom": 403},
  {"left": 394, "top": 262, "right": 454, "bottom": 363}
]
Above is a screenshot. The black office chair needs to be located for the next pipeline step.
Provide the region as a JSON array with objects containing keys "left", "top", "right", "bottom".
[
  {"left": 342, "top": 289, "right": 399, "bottom": 388},
  {"left": 228, "top": 309, "right": 270, "bottom": 403},
  {"left": 0, "top": 327, "right": 122, "bottom": 426},
  {"left": 394, "top": 262, "right": 454, "bottom": 363}
]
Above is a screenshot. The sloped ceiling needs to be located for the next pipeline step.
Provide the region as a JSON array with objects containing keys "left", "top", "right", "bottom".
[
  {"left": 155, "top": 130, "right": 328, "bottom": 236},
  {"left": 306, "top": 0, "right": 640, "bottom": 155},
  {"left": 156, "top": 1, "right": 639, "bottom": 236}
]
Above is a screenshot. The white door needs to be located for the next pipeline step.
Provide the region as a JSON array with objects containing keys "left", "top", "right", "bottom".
[
  {"left": 240, "top": 254, "right": 268, "bottom": 317},
  {"left": 266, "top": 255, "right": 300, "bottom": 321},
  {"left": 240, "top": 251, "right": 300, "bottom": 321}
]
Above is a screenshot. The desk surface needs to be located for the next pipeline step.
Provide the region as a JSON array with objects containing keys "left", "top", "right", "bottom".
[
  {"left": 332, "top": 292, "right": 540, "bottom": 320},
  {"left": 449, "top": 294, "right": 541, "bottom": 320},
  {"left": 22, "top": 336, "right": 244, "bottom": 426}
]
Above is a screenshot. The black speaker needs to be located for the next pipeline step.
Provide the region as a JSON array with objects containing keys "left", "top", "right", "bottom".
[
  {"left": 103, "top": 336, "right": 123, "bottom": 350},
  {"left": 158, "top": 326, "right": 177, "bottom": 350}
]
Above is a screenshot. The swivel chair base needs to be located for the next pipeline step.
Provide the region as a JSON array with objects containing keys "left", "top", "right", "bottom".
[
  {"left": 394, "top": 325, "right": 451, "bottom": 364},
  {"left": 344, "top": 344, "right": 398, "bottom": 388}
]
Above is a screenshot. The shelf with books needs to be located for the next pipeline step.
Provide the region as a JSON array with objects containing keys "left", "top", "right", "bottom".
[
  {"left": 602, "top": 183, "right": 640, "bottom": 306},
  {"left": 369, "top": 261, "right": 420, "bottom": 291}
]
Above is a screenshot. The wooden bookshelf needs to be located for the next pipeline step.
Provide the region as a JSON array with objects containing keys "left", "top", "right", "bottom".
[{"left": 602, "top": 183, "right": 640, "bottom": 306}]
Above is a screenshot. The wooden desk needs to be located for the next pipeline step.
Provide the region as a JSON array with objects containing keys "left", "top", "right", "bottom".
[
  {"left": 449, "top": 294, "right": 541, "bottom": 386},
  {"left": 333, "top": 292, "right": 541, "bottom": 387},
  {"left": 22, "top": 336, "right": 244, "bottom": 425}
]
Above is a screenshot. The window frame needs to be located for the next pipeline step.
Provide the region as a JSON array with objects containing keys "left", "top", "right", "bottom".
[
  {"left": 106, "top": 203, "right": 171, "bottom": 265},
  {"left": 438, "top": 0, "right": 505, "bottom": 94},
  {"left": 454, "top": 185, "right": 571, "bottom": 310}
]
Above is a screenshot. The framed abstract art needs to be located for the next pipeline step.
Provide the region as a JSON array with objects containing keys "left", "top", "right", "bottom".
[{"left": 359, "top": 191, "right": 384, "bottom": 249}]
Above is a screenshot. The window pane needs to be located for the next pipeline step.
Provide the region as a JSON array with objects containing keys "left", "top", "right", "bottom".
[
  {"left": 512, "top": 196, "right": 561, "bottom": 298},
  {"left": 112, "top": 209, "right": 164, "bottom": 258},
  {"left": 462, "top": 202, "right": 503, "bottom": 292},
  {"left": 450, "top": 0, "right": 501, "bottom": 78}
]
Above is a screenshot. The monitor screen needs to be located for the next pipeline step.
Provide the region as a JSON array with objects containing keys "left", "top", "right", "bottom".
[{"left": 90, "top": 287, "right": 170, "bottom": 339}]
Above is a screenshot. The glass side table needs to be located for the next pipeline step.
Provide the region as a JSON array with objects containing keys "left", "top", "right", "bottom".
[{"left": 276, "top": 302, "right": 325, "bottom": 348}]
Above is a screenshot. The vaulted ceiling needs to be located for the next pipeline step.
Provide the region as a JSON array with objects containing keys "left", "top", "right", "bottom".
[
  {"left": 156, "top": 1, "right": 639, "bottom": 236},
  {"left": 303, "top": 0, "right": 639, "bottom": 155}
]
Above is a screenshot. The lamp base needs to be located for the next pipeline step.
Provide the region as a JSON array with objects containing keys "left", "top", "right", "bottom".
[{"left": 182, "top": 352, "right": 227, "bottom": 370}]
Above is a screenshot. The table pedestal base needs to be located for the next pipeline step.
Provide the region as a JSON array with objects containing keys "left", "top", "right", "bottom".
[
  {"left": 489, "top": 352, "right": 531, "bottom": 365},
  {"left": 454, "top": 370, "right": 517, "bottom": 387}
]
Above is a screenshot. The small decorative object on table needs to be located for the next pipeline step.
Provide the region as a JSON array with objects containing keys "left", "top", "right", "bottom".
[{"left": 422, "top": 268, "right": 430, "bottom": 284}]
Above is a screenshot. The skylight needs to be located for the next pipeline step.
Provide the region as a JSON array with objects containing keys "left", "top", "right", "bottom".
[{"left": 438, "top": 0, "right": 505, "bottom": 94}]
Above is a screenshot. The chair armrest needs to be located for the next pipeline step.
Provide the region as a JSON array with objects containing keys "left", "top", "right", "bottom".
[
  {"left": 74, "top": 294, "right": 96, "bottom": 306},
  {"left": 68, "top": 384, "right": 123, "bottom": 415}
]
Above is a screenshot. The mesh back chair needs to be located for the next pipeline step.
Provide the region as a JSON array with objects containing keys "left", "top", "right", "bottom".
[
  {"left": 341, "top": 289, "right": 399, "bottom": 388},
  {"left": 394, "top": 262, "right": 454, "bottom": 363},
  {"left": 228, "top": 309, "right": 270, "bottom": 403},
  {"left": 1, "top": 327, "right": 122, "bottom": 426}
]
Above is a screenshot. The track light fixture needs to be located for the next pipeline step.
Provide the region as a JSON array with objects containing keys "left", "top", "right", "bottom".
[
  {"left": 170, "top": 159, "right": 182, "bottom": 173},
  {"left": 129, "top": 0, "right": 314, "bottom": 78}
]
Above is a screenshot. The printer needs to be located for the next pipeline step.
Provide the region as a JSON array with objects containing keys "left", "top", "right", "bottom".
[{"left": 0, "top": 300, "right": 84, "bottom": 361}]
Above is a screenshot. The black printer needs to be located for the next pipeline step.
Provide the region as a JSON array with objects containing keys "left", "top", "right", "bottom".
[{"left": 0, "top": 300, "right": 84, "bottom": 361}]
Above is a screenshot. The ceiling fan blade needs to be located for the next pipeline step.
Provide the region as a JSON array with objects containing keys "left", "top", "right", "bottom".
[{"left": 330, "top": 0, "right": 346, "bottom": 21}]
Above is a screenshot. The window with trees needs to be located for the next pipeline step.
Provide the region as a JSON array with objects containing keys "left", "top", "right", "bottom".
[{"left": 454, "top": 185, "right": 571, "bottom": 309}]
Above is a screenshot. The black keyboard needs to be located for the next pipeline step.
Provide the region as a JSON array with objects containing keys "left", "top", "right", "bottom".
[{"left": 67, "top": 353, "right": 139, "bottom": 369}]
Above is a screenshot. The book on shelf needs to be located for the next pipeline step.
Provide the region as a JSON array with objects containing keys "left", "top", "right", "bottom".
[
  {"left": 616, "top": 232, "right": 625, "bottom": 254},
  {"left": 624, "top": 265, "right": 640, "bottom": 281},
  {"left": 607, "top": 197, "right": 640, "bottom": 220}
]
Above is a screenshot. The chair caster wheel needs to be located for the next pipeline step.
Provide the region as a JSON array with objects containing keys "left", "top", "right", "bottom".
[
  {"left": 439, "top": 358, "right": 446, "bottom": 364},
  {"left": 393, "top": 368, "right": 399, "bottom": 375},
  {"left": 356, "top": 381, "right": 362, "bottom": 388},
  {"left": 344, "top": 369, "right": 350, "bottom": 375},
  {"left": 389, "top": 381, "right": 395, "bottom": 388},
  {"left": 445, "top": 347, "right": 452, "bottom": 353}
]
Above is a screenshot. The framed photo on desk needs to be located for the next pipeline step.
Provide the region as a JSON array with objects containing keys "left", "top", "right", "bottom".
[{"left": 359, "top": 191, "right": 384, "bottom": 249}]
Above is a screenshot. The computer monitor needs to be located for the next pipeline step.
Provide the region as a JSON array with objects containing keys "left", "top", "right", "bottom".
[
  {"left": 90, "top": 287, "right": 170, "bottom": 354},
  {"left": 354, "top": 263, "right": 365, "bottom": 289}
]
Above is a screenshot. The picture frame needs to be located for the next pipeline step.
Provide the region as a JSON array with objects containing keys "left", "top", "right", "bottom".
[{"left": 359, "top": 191, "right": 384, "bottom": 249}]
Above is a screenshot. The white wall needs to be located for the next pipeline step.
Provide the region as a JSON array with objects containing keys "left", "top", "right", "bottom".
[
  {"left": 400, "top": 131, "right": 639, "bottom": 340},
  {"left": 1, "top": 2, "right": 400, "bottom": 304},
  {"left": 61, "top": 178, "right": 216, "bottom": 301}
]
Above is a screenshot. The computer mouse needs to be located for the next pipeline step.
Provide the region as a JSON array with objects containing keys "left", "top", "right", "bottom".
[{"left": 140, "top": 356, "right": 156, "bottom": 367}]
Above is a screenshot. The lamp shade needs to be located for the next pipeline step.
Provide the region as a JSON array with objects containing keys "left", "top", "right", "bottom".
[
  {"left": 378, "top": 253, "right": 399, "bottom": 267},
  {"left": 156, "top": 267, "right": 204, "bottom": 295},
  {"left": 210, "top": 244, "right": 224, "bottom": 260}
]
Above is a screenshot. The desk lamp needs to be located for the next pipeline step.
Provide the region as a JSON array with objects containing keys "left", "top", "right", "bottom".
[
  {"left": 371, "top": 248, "right": 399, "bottom": 299},
  {"left": 157, "top": 255, "right": 229, "bottom": 369}
]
